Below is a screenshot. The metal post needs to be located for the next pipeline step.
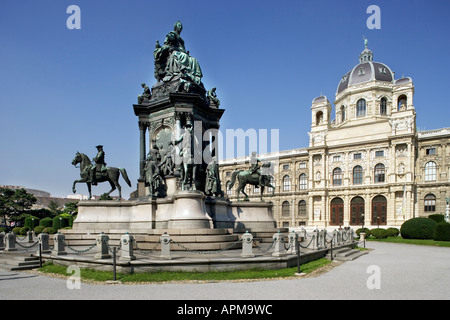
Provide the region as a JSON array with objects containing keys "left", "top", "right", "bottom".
[
  {"left": 296, "top": 236, "right": 301, "bottom": 274},
  {"left": 39, "top": 242, "right": 42, "bottom": 268},
  {"left": 330, "top": 239, "right": 333, "bottom": 261},
  {"left": 113, "top": 247, "right": 117, "bottom": 281}
]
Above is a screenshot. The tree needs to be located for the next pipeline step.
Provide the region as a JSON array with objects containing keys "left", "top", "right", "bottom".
[
  {"left": 62, "top": 201, "right": 78, "bottom": 216},
  {"left": 48, "top": 200, "right": 62, "bottom": 216},
  {"left": 0, "top": 188, "right": 36, "bottom": 225}
]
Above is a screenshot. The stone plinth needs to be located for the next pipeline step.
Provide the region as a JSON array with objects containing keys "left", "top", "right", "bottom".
[
  {"left": 229, "top": 201, "right": 276, "bottom": 232},
  {"left": 168, "top": 190, "right": 213, "bottom": 229}
]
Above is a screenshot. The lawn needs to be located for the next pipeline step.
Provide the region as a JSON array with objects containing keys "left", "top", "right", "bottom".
[
  {"left": 367, "top": 236, "right": 450, "bottom": 247},
  {"left": 38, "top": 258, "right": 332, "bottom": 283}
]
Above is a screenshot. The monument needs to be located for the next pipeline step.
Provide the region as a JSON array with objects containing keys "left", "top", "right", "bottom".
[{"left": 69, "top": 21, "right": 282, "bottom": 250}]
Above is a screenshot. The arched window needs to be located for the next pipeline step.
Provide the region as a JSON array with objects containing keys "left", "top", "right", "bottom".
[
  {"left": 353, "top": 165, "right": 363, "bottom": 185},
  {"left": 333, "top": 168, "right": 342, "bottom": 186},
  {"left": 298, "top": 200, "right": 307, "bottom": 217},
  {"left": 267, "top": 176, "right": 274, "bottom": 193},
  {"left": 357, "top": 99, "right": 366, "bottom": 117},
  {"left": 398, "top": 95, "right": 407, "bottom": 111},
  {"left": 282, "top": 201, "right": 290, "bottom": 217},
  {"left": 424, "top": 194, "right": 436, "bottom": 212},
  {"left": 299, "top": 174, "right": 308, "bottom": 190},
  {"left": 226, "top": 181, "right": 232, "bottom": 195},
  {"left": 316, "top": 111, "right": 323, "bottom": 125},
  {"left": 380, "top": 97, "right": 387, "bottom": 115},
  {"left": 425, "top": 161, "right": 437, "bottom": 182},
  {"left": 340, "top": 105, "right": 346, "bottom": 122},
  {"left": 283, "top": 175, "right": 291, "bottom": 191},
  {"left": 374, "top": 163, "right": 385, "bottom": 183}
]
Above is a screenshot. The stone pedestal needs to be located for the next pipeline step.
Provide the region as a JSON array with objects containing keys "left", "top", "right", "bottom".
[
  {"left": 168, "top": 190, "right": 213, "bottom": 229},
  {"left": 230, "top": 201, "right": 276, "bottom": 232}
]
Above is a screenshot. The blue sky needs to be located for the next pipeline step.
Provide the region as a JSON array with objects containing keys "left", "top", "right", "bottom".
[{"left": 0, "top": 0, "right": 449, "bottom": 198}]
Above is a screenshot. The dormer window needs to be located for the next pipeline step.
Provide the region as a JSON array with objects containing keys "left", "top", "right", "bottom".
[
  {"left": 378, "top": 67, "right": 387, "bottom": 74},
  {"left": 358, "top": 67, "right": 366, "bottom": 76}
]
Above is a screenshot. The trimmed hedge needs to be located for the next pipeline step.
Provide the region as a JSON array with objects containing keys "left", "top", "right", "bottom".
[
  {"left": 433, "top": 222, "right": 450, "bottom": 241},
  {"left": 356, "top": 228, "right": 371, "bottom": 237},
  {"left": 39, "top": 217, "right": 53, "bottom": 228},
  {"left": 386, "top": 228, "right": 400, "bottom": 237},
  {"left": 371, "top": 228, "right": 389, "bottom": 239},
  {"left": 401, "top": 217, "right": 437, "bottom": 239},
  {"left": 33, "top": 225, "right": 46, "bottom": 235},
  {"left": 428, "top": 214, "right": 445, "bottom": 224},
  {"left": 24, "top": 216, "right": 39, "bottom": 229}
]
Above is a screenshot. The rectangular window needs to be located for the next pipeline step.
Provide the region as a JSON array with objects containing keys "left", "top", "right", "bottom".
[
  {"left": 299, "top": 162, "right": 306, "bottom": 169},
  {"left": 353, "top": 153, "right": 362, "bottom": 160},
  {"left": 375, "top": 150, "right": 384, "bottom": 158},
  {"left": 426, "top": 148, "right": 436, "bottom": 155},
  {"left": 333, "top": 155, "right": 341, "bottom": 162},
  {"left": 283, "top": 164, "right": 289, "bottom": 170}
]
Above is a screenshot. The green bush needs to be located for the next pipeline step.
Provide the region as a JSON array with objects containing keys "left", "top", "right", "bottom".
[
  {"left": 356, "top": 228, "right": 371, "bottom": 237},
  {"left": 33, "top": 225, "right": 46, "bottom": 235},
  {"left": 12, "top": 227, "right": 21, "bottom": 235},
  {"left": 371, "top": 228, "right": 389, "bottom": 239},
  {"left": 433, "top": 222, "right": 450, "bottom": 241},
  {"left": 52, "top": 215, "right": 71, "bottom": 230},
  {"left": 401, "top": 217, "right": 437, "bottom": 239},
  {"left": 428, "top": 214, "right": 445, "bottom": 224},
  {"left": 386, "top": 227, "right": 400, "bottom": 237},
  {"left": 39, "top": 217, "right": 53, "bottom": 228},
  {"left": 43, "top": 227, "right": 56, "bottom": 234},
  {"left": 19, "top": 226, "right": 30, "bottom": 236},
  {"left": 24, "top": 216, "right": 39, "bottom": 229}
]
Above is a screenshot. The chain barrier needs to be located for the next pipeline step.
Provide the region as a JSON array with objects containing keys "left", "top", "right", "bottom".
[
  {"left": 170, "top": 238, "right": 242, "bottom": 255},
  {"left": 252, "top": 238, "right": 275, "bottom": 254},
  {"left": 133, "top": 238, "right": 161, "bottom": 255},
  {"left": 15, "top": 240, "right": 39, "bottom": 249}
]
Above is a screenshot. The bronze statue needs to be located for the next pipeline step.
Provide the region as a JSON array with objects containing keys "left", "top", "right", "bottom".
[
  {"left": 144, "top": 144, "right": 163, "bottom": 197},
  {"left": 153, "top": 21, "right": 203, "bottom": 86},
  {"left": 137, "top": 83, "right": 151, "bottom": 104},
  {"left": 205, "top": 157, "right": 222, "bottom": 197},
  {"left": 229, "top": 160, "right": 275, "bottom": 201},
  {"left": 207, "top": 87, "right": 220, "bottom": 107},
  {"left": 72, "top": 151, "right": 131, "bottom": 199},
  {"left": 174, "top": 122, "right": 201, "bottom": 190},
  {"left": 90, "top": 145, "right": 107, "bottom": 186}
]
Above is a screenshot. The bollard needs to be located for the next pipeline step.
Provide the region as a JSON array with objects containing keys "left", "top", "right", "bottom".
[
  {"left": 5, "top": 232, "right": 17, "bottom": 251},
  {"left": 160, "top": 233, "right": 172, "bottom": 260},
  {"left": 52, "top": 232, "right": 67, "bottom": 256},
  {"left": 0, "top": 232, "right": 5, "bottom": 250},
  {"left": 272, "top": 231, "right": 287, "bottom": 257},
  {"left": 120, "top": 232, "right": 136, "bottom": 261},
  {"left": 240, "top": 230, "right": 254, "bottom": 258},
  {"left": 360, "top": 232, "right": 366, "bottom": 248},
  {"left": 95, "top": 232, "right": 111, "bottom": 259},
  {"left": 287, "top": 230, "right": 298, "bottom": 255},
  {"left": 27, "top": 230, "right": 34, "bottom": 243},
  {"left": 37, "top": 233, "right": 51, "bottom": 254}
]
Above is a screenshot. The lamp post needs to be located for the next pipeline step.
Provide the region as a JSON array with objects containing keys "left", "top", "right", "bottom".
[{"left": 361, "top": 213, "right": 365, "bottom": 248}]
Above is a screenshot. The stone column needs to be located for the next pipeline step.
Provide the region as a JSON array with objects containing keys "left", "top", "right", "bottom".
[
  {"left": 4, "top": 232, "right": 16, "bottom": 251},
  {"left": 272, "top": 231, "right": 287, "bottom": 257},
  {"left": 160, "top": 233, "right": 172, "bottom": 260},
  {"left": 240, "top": 231, "right": 254, "bottom": 258},
  {"left": 138, "top": 121, "right": 148, "bottom": 181},
  {"left": 0, "top": 232, "right": 4, "bottom": 250},
  {"left": 52, "top": 233, "right": 67, "bottom": 256},
  {"left": 119, "top": 233, "right": 136, "bottom": 261},
  {"left": 287, "top": 230, "right": 298, "bottom": 255},
  {"left": 37, "top": 233, "right": 51, "bottom": 254},
  {"left": 95, "top": 232, "right": 111, "bottom": 259}
]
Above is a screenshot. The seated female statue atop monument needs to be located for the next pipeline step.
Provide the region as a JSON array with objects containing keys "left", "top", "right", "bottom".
[{"left": 154, "top": 21, "right": 203, "bottom": 87}]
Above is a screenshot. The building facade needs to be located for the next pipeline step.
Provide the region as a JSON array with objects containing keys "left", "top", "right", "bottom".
[{"left": 219, "top": 45, "right": 450, "bottom": 228}]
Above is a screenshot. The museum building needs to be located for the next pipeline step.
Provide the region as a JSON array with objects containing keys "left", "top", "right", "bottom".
[{"left": 219, "top": 44, "right": 450, "bottom": 228}]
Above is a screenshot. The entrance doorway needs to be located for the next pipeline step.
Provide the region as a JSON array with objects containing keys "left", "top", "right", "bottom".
[
  {"left": 372, "top": 195, "right": 387, "bottom": 226},
  {"left": 330, "top": 197, "right": 344, "bottom": 226},
  {"left": 351, "top": 196, "right": 365, "bottom": 225}
]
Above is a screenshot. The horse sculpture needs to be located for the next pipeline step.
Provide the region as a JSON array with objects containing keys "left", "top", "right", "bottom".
[
  {"left": 228, "top": 162, "right": 275, "bottom": 201},
  {"left": 71, "top": 152, "right": 132, "bottom": 199}
]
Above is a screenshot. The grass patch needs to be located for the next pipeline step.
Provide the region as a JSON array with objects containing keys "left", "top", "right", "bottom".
[
  {"left": 367, "top": 236, "right": 450, "bottom": 247},
  {"left": 38, "top": 258, "right": 332, "bottom": 283}
]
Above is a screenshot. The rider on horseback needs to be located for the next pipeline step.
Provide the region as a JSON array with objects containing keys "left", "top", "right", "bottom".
[{"left": 91, "top": 145, "right": 107, "bottom": 186}]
